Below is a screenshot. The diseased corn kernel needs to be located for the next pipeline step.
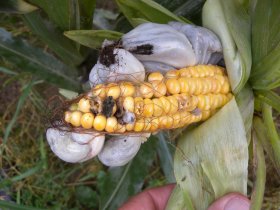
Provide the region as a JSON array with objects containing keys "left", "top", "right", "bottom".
[
  {"left": 120, "top": 82, "right": 135, "bottom": 97},
  {"left": 123, "top": 96, "right": 135, "bottom": 112},
  {"left": 165, "top": 70, "right": 179, "bottom": 79},
  {"left": 134, "top": 97, "right": 144, "bottom": 116},
  {"left": 70, "top": 111, "right": 82, "bottom": 127},
  {"left": 64, "top": 111, "right": 72, "bottom": 123},
  {"left": 81, "top": 113, "right": 94, "bottom": 129},
  {"left": 151, "top": 80, "right": 167, "bottom": 97},
  {"left": 106, "top": 83, "right": 121, "bottom": 99},
  {"left": 152, "top": 98, "right": 163, "bottom": 117},
  {"left": 167, "top": 96, "right": 178, "bottom": 114},
  {"left": 92, "top": 84, "right": 106, "bottom": 98},
  {"left": 105, "top": 117, "right": 118, "bottom": 132},
  {"left": 143, "top": 98, "right": 154, "bottom": 117},
  {"left": 93, "top": 115, "right": 106, "bottom": 131},
  {"left": 166, "top": 78, "right": 180, "bottom": 94},
  {"left": 159, "top": 96, "right": 170, "bottom": 114},
  {"left": 139, "top": 82, "right": 154, "bottom": 98},
  {"left": 78, "top": 98, "right": 91, "bottom": 113},
  {"left": 148, "top": 72, "right": 164, "bottom": 82}
]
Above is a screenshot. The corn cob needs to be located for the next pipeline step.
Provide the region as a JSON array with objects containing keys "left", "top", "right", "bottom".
[{"left": 64, "top": 65, "right": 232, "bottom": 133}]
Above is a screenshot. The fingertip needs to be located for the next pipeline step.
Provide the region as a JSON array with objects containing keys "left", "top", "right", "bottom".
[{"left": 208, "top": 193, "right": 250, "bottom": 210}]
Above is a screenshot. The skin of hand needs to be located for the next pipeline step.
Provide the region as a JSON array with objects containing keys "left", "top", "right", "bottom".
[{"left": 119, "top": 184, "right": 250, "bottom": 210}]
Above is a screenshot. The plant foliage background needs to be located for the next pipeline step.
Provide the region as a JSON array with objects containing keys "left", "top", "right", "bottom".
[{"left": 0, "top": 0, "right": 280, "bottom": 209}]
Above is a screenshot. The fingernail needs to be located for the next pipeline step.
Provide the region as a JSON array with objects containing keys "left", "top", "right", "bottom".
[{"left": 225, "top": 197, "right": 250, "bottom": 210}]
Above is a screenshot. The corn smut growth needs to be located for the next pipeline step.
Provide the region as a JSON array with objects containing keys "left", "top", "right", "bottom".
[{"left": 63, "top": 65, "right": 232, "bottom": 133}]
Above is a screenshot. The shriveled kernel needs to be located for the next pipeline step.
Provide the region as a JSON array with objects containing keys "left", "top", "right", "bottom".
[
  {"left": 93, "top": 115, "right": 106, "bottom": 131},
  {"left": 139, "top": 82, "right": 154, "bottom": 98},
  {"left": 148, "top": 72, "right": 164, "bottom": 81},
  {"left": 151, "top": 81, "right": 167, "bottom": 97},
  {"left": 143, "top": 98, "right": 154, "bottom": 117},
  {"left": 123, "top": 96, "right": 135, "bottom": 112},
  {"left": 134, "top": 97, "right": 144, "bottom": 116},
  {"left": 70, "top": 111, "right": 82, "bottom": 127},
  {"left": 64, "top": 111, "right": 72, "bottom": 123},
  {"left": 106, "top": 83, "right": 121, "bottom": 99},
  {"left": 105, "top": 117, "right": 118, "bottom": 132},
  {"left": 120, "top": 82, "right": 135, "bottom": 97},
  {"left": 166, "top": 70, "right": 179, "bottom": 79},
  {"left": 78, "top": 98, "right": 91, "bottom": 113},
  {"left": 152, "top": 98, "right": 163, "bottom": 117},
  {"left": 167, "top": 96, "right": 178, "bottom": 114},
  {"left": 92, "top": 84, "right": 106, "bottom": 98},
  {"left": 159, "top": 96, "right": 170, "bottom": 114},
  {"left": 166, "top": 78, "right": 180, "bottom": 94},
  {"left": 81, "top": 113, "right": 94, "bottom": 129}
]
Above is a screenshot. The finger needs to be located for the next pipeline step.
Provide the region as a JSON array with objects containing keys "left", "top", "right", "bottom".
[
  {"left": 119, "top": 184, "right": 175, "bottom": 210},
  {"left": 207, "top": 193, "right": 250, "bottom": 210}
]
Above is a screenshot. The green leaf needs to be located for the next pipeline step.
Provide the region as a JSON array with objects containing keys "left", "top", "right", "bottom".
[
  {"left": 236, "top": 85, "right": 254, "bottom": 142},
  {"left": 75, "top": 186, "right": 98, "bottom": 209},
  {"left": 166, "top": 185, "right": 194, "bottom": 210},
  {"left": 0, "top": 200, "right": 46, "bottom": 210},
  {"left": 3, "top": 80, "right": 33, "bottom": 144},
  {"left": 0, "top": 28, "right": 81, "bottom": 90},
  {"left": 174, "top": 99, "right": 248, "bottom": 210},
  {"left": 202, "top": 0, "right": 252, "bottom": 94},
  {"left": 0, "top": 66, "right": 17, "bottom": 75},
  {"left": 64, "top": 30, "right": 123, "bottom": 49},
  {"left": 98, "top": 137, "right": 157, "bottom": 210},
  {"left": 23, "top": 11, "right": 85, "bottom": 66},
  {"left": 255, "top": 90, "right": 280, "bottom": 113},
  {"left": 27, "top": 0, "right": 95, "bottom": 30},
  {"left": 115, "top": 0, "right": 189, "bottom": 27},
  {"left": 0, "top": 0, "right": 37, "bottom": 13},
  {"left": 250, "top": 131, "right": 266, "bottom": 210},
  {"left": 156, "top": 132, "right": 176, "bottom": 183}
]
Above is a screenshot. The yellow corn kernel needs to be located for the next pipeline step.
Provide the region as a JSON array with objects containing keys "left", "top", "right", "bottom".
[
  {"left": 180, "top": 111, "right": 191, "bottom": 125},
  {"left": 151, "top": 80, "right": 167, "bottom": 97},
  {"left": 120, "top": 82, "right": 135, "bottom": 97},
  {"left": 221, "top": 78, "right": 230, "bottom": 93},
  {"left": 159, "top": 115, "right": 173, "bottom": 129},
  {"left": 116, "top": 124, "right": 126, "bottom": 133},
  {"left": 126, "top": 123, "right": 135, "bottom": 131},
  {"left": 143, "top": 118, "right": 152, "bottom": 131},
  {"left": 150, "top": 118, "right": 159, "bottom": 131},
  {"left": 197, "top": 95, "right": 211, "bottom": 110},
  {"left": 159, "top": 96, "right": 171, "bottom": 114},
  {"left": 69, "top": 103, "right": 78, "bottom": 111},
  {"left": 167, "top": 96, "right": 178, "bottom": 114},
  {"left": 123, "top": 96, "right": 134, "bottom": 112},
  {"left": 175, "top": 94, "right": 198, "bottom": 111},
  {"left": 194, "top": 78, "right": 203, "bottom": 95},
  {"left": 78, "top": 98, "right": 91, "bottom": 113},
  {"left": 70, "top": 111, "right": 82, "bottom": 127},
  {"left": 211, "top": 79, "right": 221, "bottom": 93},
  {"left": 92, "top": 84, "right": 106, "bottom": 98},
  {"left": 201, "top": 110, "right": 211, "bottom": 121},
  {"left": 106, "top": 83, "right": 121, "bottom": 99},
  {"left": 172, "top": 112, "right": 181, "bottom": 127},
  {"left": 134, "top": 97, "right": 144, "bottom": 116},
  {"left": 148, "top": 72, "right": 164, "bottom": 81},
  {"left": 143, "top": 98, "right": 154, "bottom": 117},
  {"left": 139, "top": 82, "right": 154, "bottom": 98},
  {"left": 178, "top": 77, "right": 189, "bottom": 93},
  {"left": 165, "top": 70, "right": 179, "bottom": 79},
  {"left": 81, "top": 113, "right": 94, "bottom": 129},
  {"left": 64, "top": 111, "right": 72, "bottom": 123},
  {"left": 134, "top": 119, "right": 145, "bottom": 132},
  {"left": 93, "top": 115, "right": 106, "bottom": 131},
  {"left": 152, "top": 98, "right": 163, "bottom": 117},
  {"left": 166, "top": 78, "right": 180, "bottom": 94},
  {"left": 105, "top": 117, "right": 118, "bottom": 132}
]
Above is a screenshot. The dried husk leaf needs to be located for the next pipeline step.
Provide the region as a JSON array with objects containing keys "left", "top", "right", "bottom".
[{"left": 173, "top": 99, "right": 248, "bottom": 210}]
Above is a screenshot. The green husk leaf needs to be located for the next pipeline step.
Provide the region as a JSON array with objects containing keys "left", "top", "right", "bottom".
[
  {"left": 98, "top": 137, "right": 157, "bottom": 210},
  {"left": 115, "top": 0, "right": 189, "bottom": 27},
  {"left": 250, "top": 131, "right": 266, "bottom": 210},
  {"left": 236, "top": 85, "right": 254, "bottom": 142},
  {"left": 0, "top": 0, "right": 38, "bottom": 13},
  {"left": 64, "top": 30, "right": 123, "bottom": 49},
  {"left": 23, "top": 11, "right": 85, "bottom": 66},
  {"left": 255, "top": 90, "right": 280, "bottom": 113},
  {"left": 130, "top": 18, "right": 150, "bottom": 27},
  {"left": 0, "top": 28, "right": 80, "bottom": 90},
  {"left": 202, "top": 0, "right": 251, "bottom": 94},
  {"left": 166, "top": 185, "right": 193, "bottom": 210},
  {"left": 174, "top": 99, "right": 248, "bottom": 210}
]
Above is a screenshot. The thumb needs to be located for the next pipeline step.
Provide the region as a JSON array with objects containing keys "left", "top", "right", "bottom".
[{"left": 208, "top": 193, "right": 250, "bottom": 210}]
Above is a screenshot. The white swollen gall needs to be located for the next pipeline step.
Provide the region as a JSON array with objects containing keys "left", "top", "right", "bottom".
[
  {"left": 122, "top": 23, "right": 196, "bottom": 71},
  {"left": 168, "top": 21, "right": 223, "bottom": 65},
  {"left": 89, "top": 48, "right": 145, "bottom": 87},
  {"left": 98, "top": 135, "right": 146, "bottom": 167},
  {"left": 46, "top": 128, "right": 105, "bottom": 163}
]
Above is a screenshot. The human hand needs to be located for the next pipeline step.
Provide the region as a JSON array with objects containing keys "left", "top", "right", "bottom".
[{"left": 119, "top": 184, "right": 250, "bottom": 210}]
